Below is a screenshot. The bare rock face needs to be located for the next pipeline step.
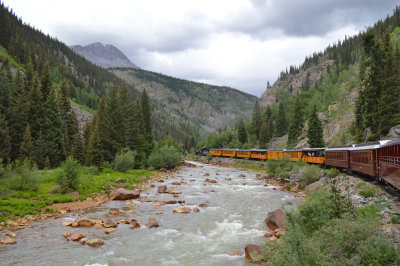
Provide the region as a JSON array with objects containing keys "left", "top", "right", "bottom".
[
  {"left": 71, "top": 42, "right": 138, "bottom": 69},
  {"left": 109, "top": 188, "right": 140, "bottom": 200},
  {"left": 265, "top": 209, "right": 286, "bottom": 231},
  {"left": 387, "top": 124, "right": 400, "bottom": 139},
  {"left": 72, "top": 105, "right": 92, "bottom": 131},
  {"left": 260, "top": 59, "right": 335, "bottom": 107},
  {"left": 244, "top": 244, "right": 263, "bottom": 261}
]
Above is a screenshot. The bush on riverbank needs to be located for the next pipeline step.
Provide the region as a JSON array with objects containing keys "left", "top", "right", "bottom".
[
  {"left": 113, "top": 149, "right": 136, "bottom": 172},
  {"left": 56, "top": 156, "right": 81, "bottom": 192},
  {"left": 148, "top": 145, "right": 181, "bottom": 169},
  {"left": 3, "top": 159, "right": 41, "bottom": 191},
  {"left": 262, "top": 186, "right": 399, "bottom": 265}
]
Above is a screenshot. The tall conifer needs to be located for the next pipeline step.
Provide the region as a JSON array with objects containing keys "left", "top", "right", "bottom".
[
  {"left": 19, "top": 124, "right": 35, "bottom": 161},
  {"left": 287, "top": 94, "right": 304, "bottom": 147},
  {"left": 307, "top": 105, "right": 324, "bottom": 148}
]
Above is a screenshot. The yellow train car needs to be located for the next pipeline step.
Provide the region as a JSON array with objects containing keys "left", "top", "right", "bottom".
[
  {"left": 302, "top": 148, "right": 325, "bottom": 164},
  {"left": 210, "top": 149, "right": 223, "bottom": 157},
  {"left": 284, "top": 149, "right": 304, "bottom": 162},
  {"left": 237, "top": 150, "right": 251, "bottom": 158},
  {"left": 250, "top": 149, "right": 268, "bottom": 160},
  {"left": 222, "top": 149, "right": 238, "bottom": 157},
  {"left": 268, "top": 150, "right": 284, "bottom": 160}
]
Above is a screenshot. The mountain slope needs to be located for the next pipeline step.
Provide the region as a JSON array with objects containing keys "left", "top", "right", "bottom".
[
  {"left": 112, "top": 67, "right": 258, "bottom": 138},
  {"left": 71, "top": 42, "right": 138, "bottom": 69}
]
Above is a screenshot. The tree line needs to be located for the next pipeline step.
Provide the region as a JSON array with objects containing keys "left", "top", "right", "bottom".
[{"left": 0, "top": 60, "right": 153, "bottom": 168}]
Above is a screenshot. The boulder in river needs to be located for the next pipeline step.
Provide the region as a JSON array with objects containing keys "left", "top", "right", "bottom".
[
  {"left": 73, "top": 217, "right": 94, "bottom": 227},
  {"left": 152, "top": 201, "right": 165, "bottom": 206},
  {"left": 265, "top": 209, "right": 286, "bottom": 230},
  {"left": 86, "top": 238, "right": 104, "bottom": 248},
  {"left": 168, "top": 189, "right": 181, "bottom": 194},
  {"left": 158, "top": 185, "right": 167, "bottom": 193},
  {"left": 5, "top": 231, "right": 16, "bottom": 238},
  {"left": 203, "top": 173, "right": 210, "bottom": 176},
  {"left": 79, "top": 238, "right": 88, "bottom": 245},
  {"left": 1, "top": 237, "right": 16, "bottom": 244},
  {"left": 129, "top": 221, "right": 141, "bottom": 229},
  {"left": 109, "top": 188, "right": 140, "bottom": 200},
  {"left": 109, "top": 208, "right": 124, "bottom": 215},
  {"left": 205, "top": 178, "right": 217, "bottom": 183},
  {"left": 71, "top": 232, "right": 86, "bottom": 241},
  {"left": 146, "top": 218, "right": 159, "bottom": 228},
  {"left": 62, "top": 231, "right": 71, "bottom": 239},
  {"left": 173, "top": 208, "right": 190, "bottom": 214},
  {"left": 244, "top": 244, "right": 263, "bottom": 261},
  {"left": 193, "top": 208, "right": 200, "bottom": 213},
  {"left": 104, "top": 228, "right": 117, "bottom": 234},
  {"left": 103, "top": 219, "right": 118, "bottom": 228},
  {"left": 171, "top": 181, "right": 181, "bottom": 185}
]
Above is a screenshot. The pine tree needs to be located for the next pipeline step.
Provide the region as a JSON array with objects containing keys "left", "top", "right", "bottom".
[
  {"left": 127, "top": 98, "right": 143, "bottom": 151},
  {"left": 275, "top": 102, "right": 287, "bottom": 137},
  {"left": 19, "top": 124, "right": 35, "bottom": 161},
  {"left": 117, "top": 83, "right": 132, "bottom": 147},
  {"left": 141, "top": 90, "right": 153, "bottom": 156},
  {"left": 86, "top": 120, "right": 103, "bottom": 167},
  {"left": 265, "top": 106, "right": 274, "bottom": 137},
  {"left": 238, "top": 118, "right": 247, "bottom": 144},
  {"left": 287, "top": 94, "right": 304, "bottom": 147},
  {"left": 58, "top": 82, "right": 78, "bottom": 154},
  {"left": 378, "top": 32, "right": 400, "bottom": 135},
  {"left": 40, "top": 62, "right": 52, "bottom": 101},
  {"left": 28, "top": 75, "right": 43, "bottom": 140},
  {"left": 250, "top": 100, "right": 262, "bottom": 137},
  {"left": 307, "top": 105, "right": 324, "bottom": 148},
  {"left": 71, "top": 131, "right": 85, "bottom": 164},
  {"left": 258, "top": 120, "right": 270, "bottom": 149},
  {"left": 39, "top": 88, "right": 65, "bottom": 168},
  {"left": 0, "top": 107, "right": 10, "bottom": 161}
]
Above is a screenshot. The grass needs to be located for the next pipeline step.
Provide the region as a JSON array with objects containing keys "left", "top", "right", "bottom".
[
  {"left": 357, "top": 182, "right": 381, "bottom": 197},
  {"left": 232, "top": 162, "right": 266, "bottom": 171},
  {"left": 0, "top": 167, "right": 152, "bottom": 224}
]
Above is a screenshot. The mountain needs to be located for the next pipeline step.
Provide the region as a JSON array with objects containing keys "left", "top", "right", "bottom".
[
  {"left": 71, "top": 42, "right": 138, "bottom": 69},
  {"left": 112, "top": 68, "right": 258, "bottom": 139}
]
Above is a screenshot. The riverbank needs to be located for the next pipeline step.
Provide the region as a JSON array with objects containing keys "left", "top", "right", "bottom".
[{"left": 0, "top": 166, "right": 154, "bottom": 229}]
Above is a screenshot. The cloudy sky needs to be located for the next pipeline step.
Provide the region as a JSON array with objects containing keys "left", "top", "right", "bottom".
[{"left": 4, "top": 0, "right": 399, "bottom": 96}]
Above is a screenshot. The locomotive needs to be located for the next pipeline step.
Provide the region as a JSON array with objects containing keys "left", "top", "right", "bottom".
[{"left": 209, "top": 139, "right": 400, "bottom": 190}]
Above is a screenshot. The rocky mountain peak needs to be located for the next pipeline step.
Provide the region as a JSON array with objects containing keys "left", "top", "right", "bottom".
[{"left": 70, "top": 42, "right": 138, "bottom": 69}]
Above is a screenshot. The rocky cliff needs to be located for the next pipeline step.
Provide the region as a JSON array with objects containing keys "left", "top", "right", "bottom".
[
  {"left": 260, "top": 59, "right": 334, "bottom": 107},
  {"left": 71, "top": 42, "right": 138, "bottom": 69}
]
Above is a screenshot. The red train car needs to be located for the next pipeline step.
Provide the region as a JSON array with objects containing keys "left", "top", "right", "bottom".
[
  {"left": 325, "top": 145, "right": 353, "bottom": 169},
  {"left": 378, "top": 139, "right": 400, "bottom": 190},
  {"left": 349, "top": 141, "right": 389, "bottom": 177}
]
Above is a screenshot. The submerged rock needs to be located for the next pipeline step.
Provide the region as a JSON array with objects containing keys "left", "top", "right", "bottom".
[
  {"left": 1, "top": 237, "right": 16, "bottom": 244},
  {"left": 173, "top": 208, "right": 190, "bottom": 214},
  {"left": 86, "top": 238, "right": 104, "bottom": 248},
  {"left": 73, "top": 217, "right": 94, "bottom": 227},
  {"left": 129, "top": 221, "right": 141, "bottom": 229},
  {"left": 146, "top": 218, "right": 159, "bottom": 228},
  {"left": 158, "top": 185, "right": 167, "bottom": 193},
  {"left": 104, "top": 228, "right": 117, "bottom": 234},
  {"left": 205, "top": 178, "right": 217, "bottom": 183},
  {"left": 62, "top": 231, "right": 71, "bottom": 239}
]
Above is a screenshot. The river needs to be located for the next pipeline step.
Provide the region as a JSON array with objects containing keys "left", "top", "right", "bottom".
[{"left": 0, "top": 161, "right": 295, "bottom": 266}]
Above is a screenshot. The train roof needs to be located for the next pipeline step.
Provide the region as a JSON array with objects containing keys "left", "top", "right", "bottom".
[
  {"left": 325, "top": 144, "right": 354, "bottom": 151},
  {"left": 302, "top": 147, "right": 326, "bottom": 151},
  {"left": 325, "top": 140, "right": 391, "bottom": 151},
  {"left": 285, "top": 149, "right": 304, "bottom": 152},
  {"left": 250, "top": 149, "right": 268, "bottom": 152},
  {"left": 381, "top": 139, "right": 400, "bottom": 147}
]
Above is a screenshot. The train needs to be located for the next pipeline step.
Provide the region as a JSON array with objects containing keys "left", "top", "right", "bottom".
[{"left": 208, "top": 139, "right": 400, "bottom": 190}]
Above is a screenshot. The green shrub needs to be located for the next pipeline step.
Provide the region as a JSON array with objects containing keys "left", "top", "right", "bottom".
[
  {"left": 0, "top": 158, "right": 5, "bottom": 178},
  {"left": 357, "top": 204, "right": 382, "bottom": 220},
  {"left": 57, "top": 156, "right": 81, "bottom": 192},
  {"left": 86, "top": 166, "right": 99, "bottom": 176},
  {"left": 325, "top": 168, "right": 340, "bottom": 178},
  {"left": 299, "top": 165, "right": 320, "bottom": 188},
  {"left": 390, "top": 214, "right": 400, "bottom": 224},
  {"left": 356, "top": 235, "right": 398, "bottom": 266},
  {"left": 148, "top": 145, "right": 181, "bottom": 169},
  {"left": 359, "top": 187, "right": 377, "bottom": 197},
  {"left": 4, "top": 160, "right": 41, "bottom": 191},
  {"left": 113, "top": 149, "right": 136, "bottom": 172}
]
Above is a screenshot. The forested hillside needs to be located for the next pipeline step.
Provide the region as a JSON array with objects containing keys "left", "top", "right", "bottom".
[
  {"left": 199, "top": 7, "right": 400, "bottom": 149},
  {"left": 112, "top": 68, "right": 257, "bottom": 139}
]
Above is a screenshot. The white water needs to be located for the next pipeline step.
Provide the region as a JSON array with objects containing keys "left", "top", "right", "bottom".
[{"left": 0, "top": 162, "right": 295, "bottom": 265}]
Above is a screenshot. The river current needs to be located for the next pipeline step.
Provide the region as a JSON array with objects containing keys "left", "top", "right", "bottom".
[{"left": 0, "top": 161, "right": 295, "bottom": 265}]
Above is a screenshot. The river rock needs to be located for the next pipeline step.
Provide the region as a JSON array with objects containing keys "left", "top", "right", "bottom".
[
  {"left": 203, "top": 173, "right": 210, "bottom": 176},
  {"left": 103, "top": 219, "right": 118, "bottom": 228},
  {"left": 79, "top": 238, "right": 88, "bottom": 244},
  {"left": 5, "top": 231, "right": 16, "bottom": 238},
  {"left": 109, "top": 188, "right": 140, "bottom": 200},
  {"left": 152, "top": 202, "right": 165, "bottom": 206},
  {"left": 62, "top": 231, "right": 71, "bottom": 239},
  {"left": 165, "top": 200, "right": 177, "bottom": 204},
  {"left": 109, "top": 208, "right": 124, "bottom": 215},
  {"left": 71, "top": 232, "right": 86, "bottom": 241},
  {"left": 120, "top": 219, "right": 130, "bottom": 224},
  {"left": 269, "top": 236, "right": 278, "bottom": 242},
  {"left": 168, "top": 189, "right": 181, "bottom": 194},
  {"left": 173, "top": 208, "right": 190, "bottom": 214},
  {"left": 306, "top": 179, "right": 325, "bottom": 191},
  {"left": 62, "top": 221, "right": 73, "bottom": 226},
  {"left": 129, "top": 221, "right": 141, "bottom": 229},
  {"left": 158, "top": 185, "right": 167, "bottom": 193},
  {"left": 239, "top": 174, "right": 246, "bottom": 178},
  {"left": 171, "top": 182, "right": 181, "bottom": 185},
  {"left": 199, "top": 203, "right": 208, "bottom": 208},
  {"left": 205, "top": 178, "right": 217, "bottom": 183},
  {"left": 244, "top": 244, "right": 262, "bottom": 261},
  {"left": 73, "top": 217, "right": 94, "bottom": 227},
  {"left": 265, "top": 209, "right": 286, "bottom": 230},
  {"left": 146, "top": 218, "right": 159, "bottom": 228},
  {"left": 193, "top": 208, "right": 200, "bottom": 213},
  {"left": 1, "top": 237, "right": 16, "bottom": 244},
  {"left": 86, "top": 238, "right": 104, "bottom": 248},
  {"left": 104, "top": 228, "right": 117, "bottom": 234}
]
